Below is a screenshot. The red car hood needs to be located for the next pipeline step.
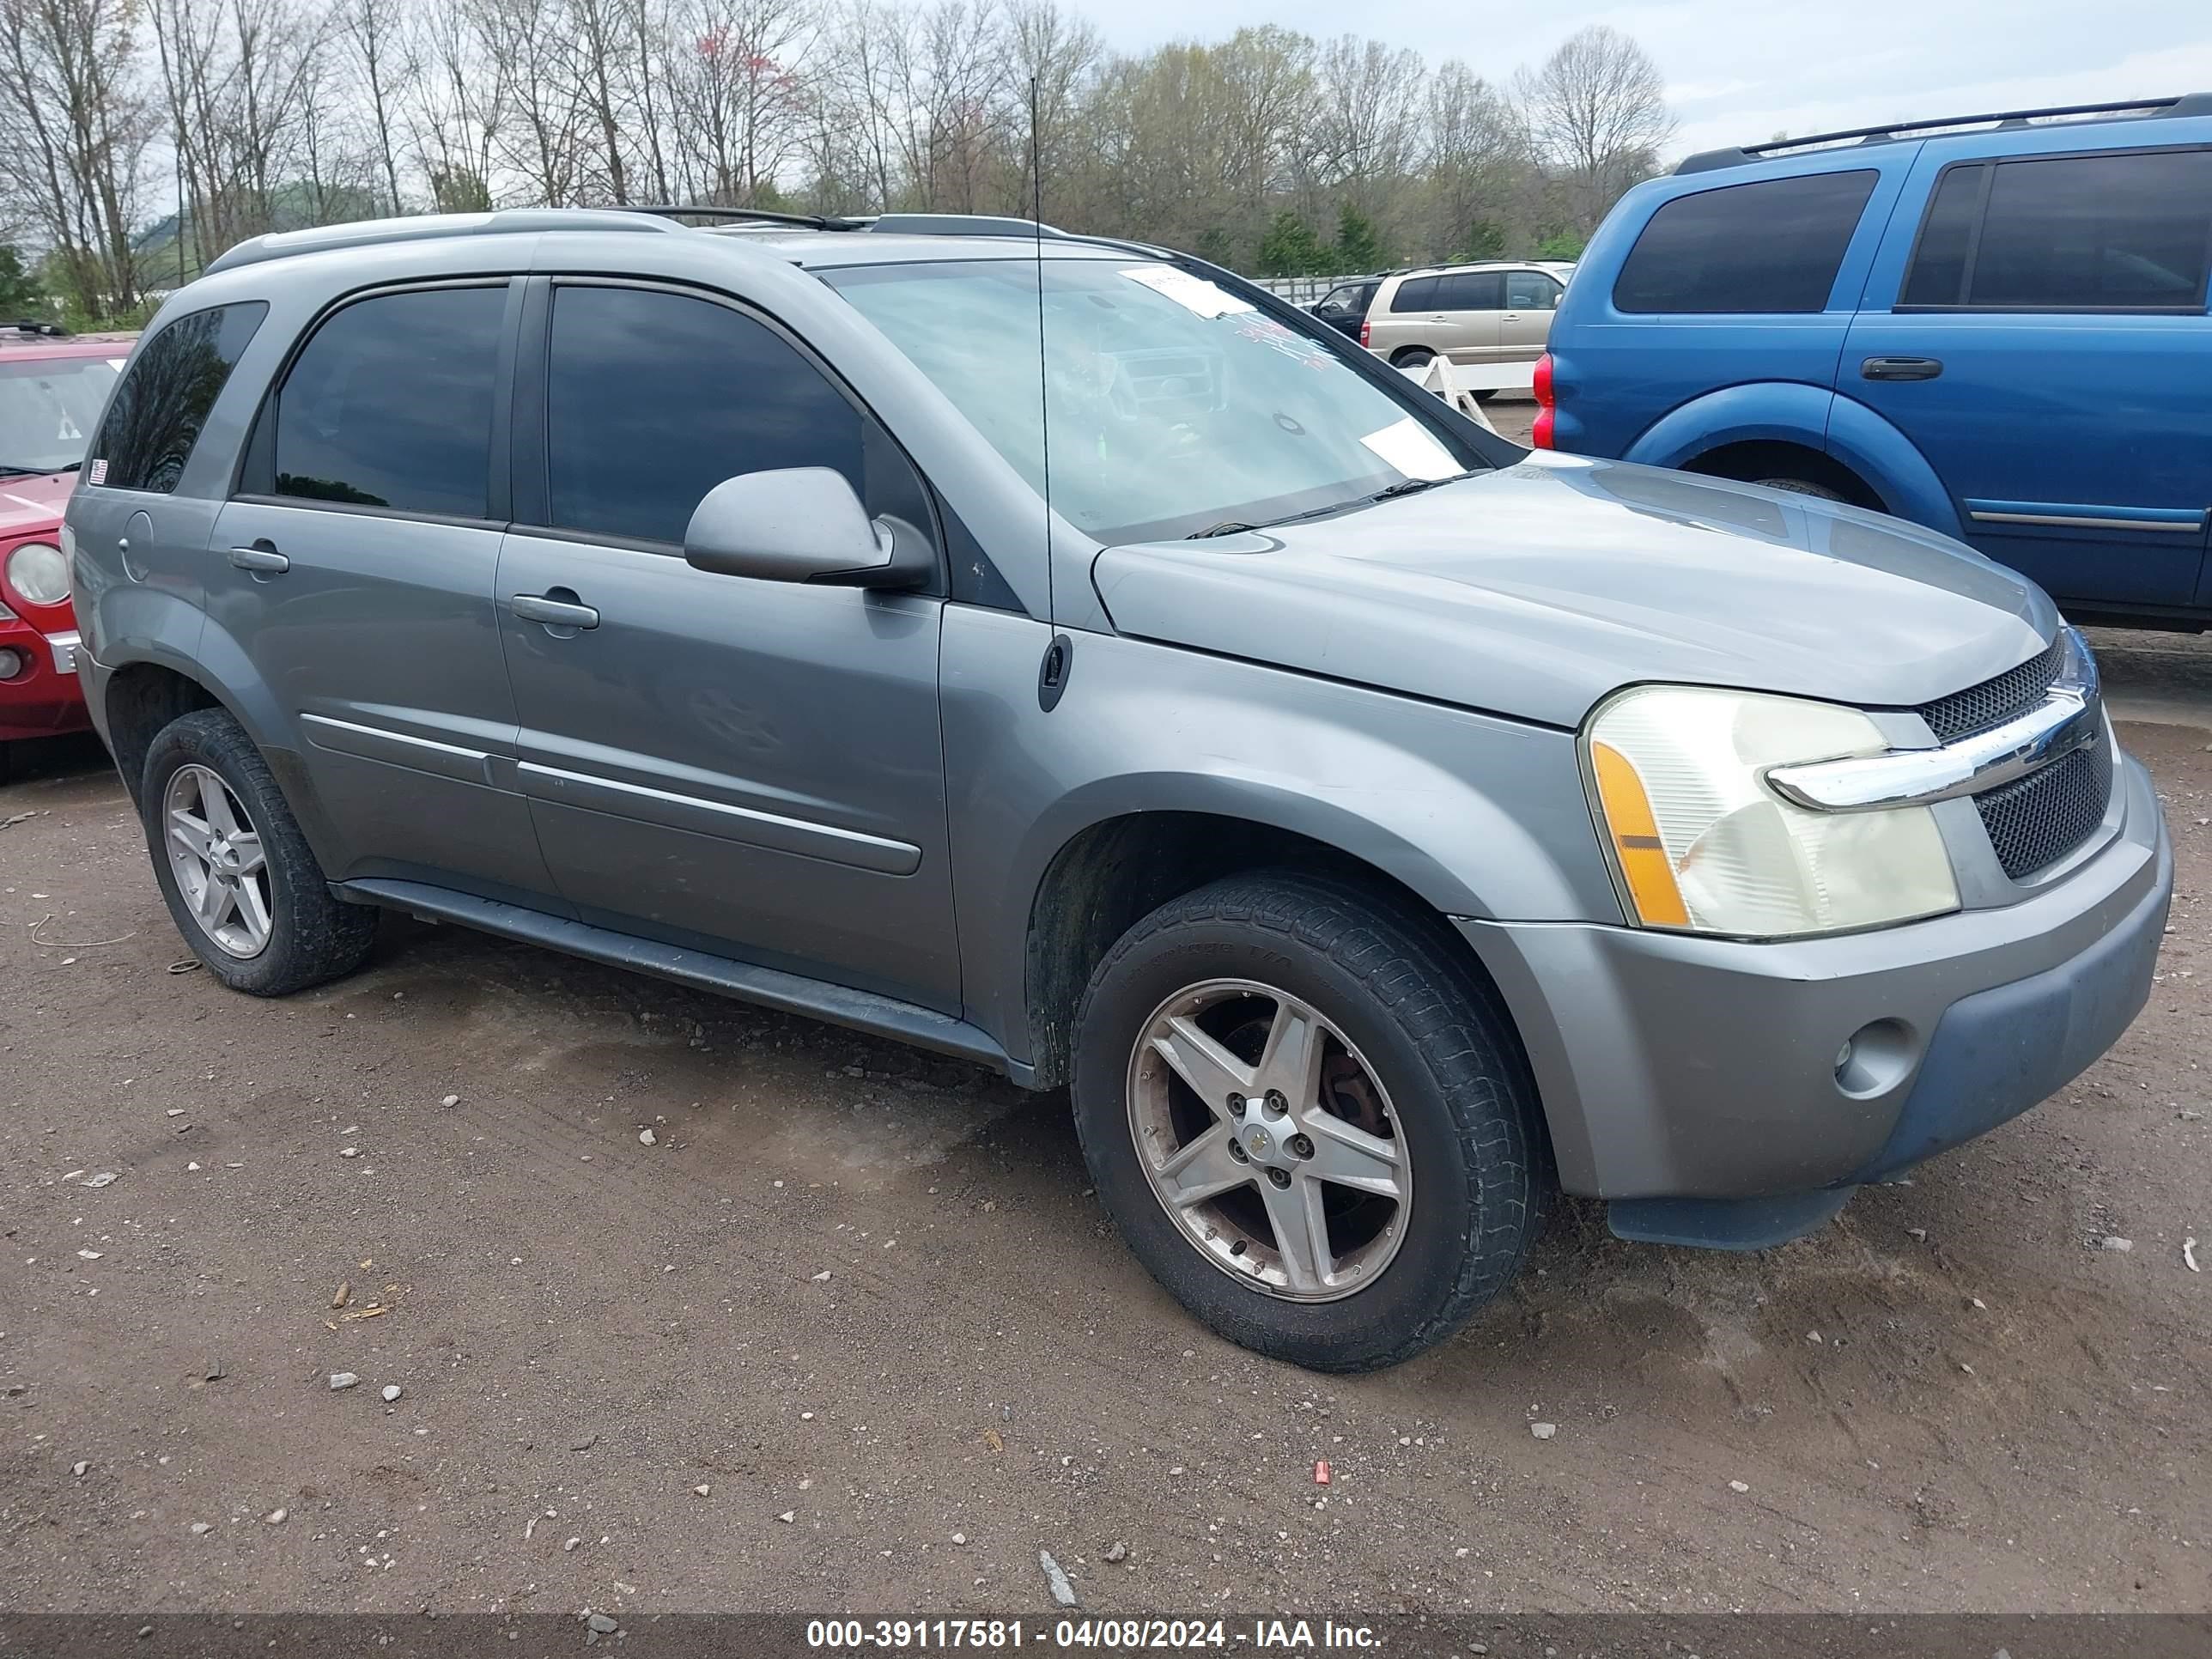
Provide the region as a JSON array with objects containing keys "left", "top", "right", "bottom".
[{"left": 0, "top": 469, "right": 72, "bottom": 538}]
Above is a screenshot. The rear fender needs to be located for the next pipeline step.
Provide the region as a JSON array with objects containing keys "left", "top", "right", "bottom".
[
  {"left": 1820, "top": 394, "right": 1966, "bottom": 541},
  {"left": 1622, "top": 380, "right": 1837, "bottom": 470}
]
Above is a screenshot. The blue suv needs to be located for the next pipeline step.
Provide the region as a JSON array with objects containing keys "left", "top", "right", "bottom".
[{"left": 1536, "top": 95, "right": 2212, "bottom": 628}]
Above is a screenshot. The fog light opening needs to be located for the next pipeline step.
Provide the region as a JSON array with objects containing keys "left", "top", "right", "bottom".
[
  {"left": 0, "top": 647, "right": 24, "bottom": 681},
  {"left": 1834, "top": 1018, "right": 1917, "bottom": 1099}
]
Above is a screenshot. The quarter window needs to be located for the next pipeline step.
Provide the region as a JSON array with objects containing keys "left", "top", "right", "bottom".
[
  {"left": 1613, "top": 170, "right": 1879, "bottom": 313},
  {"left": 1903, "top": 149, "right": 2212, "bottom": 311},
  {"left": 92, "top": 301, "right": 265, "bottom": 493},
  {"left": 542, "top": 284, "right": 866, "bottom": 545},
  {"left": 273, "top": 286, "right": 505, "bottom": 516}
]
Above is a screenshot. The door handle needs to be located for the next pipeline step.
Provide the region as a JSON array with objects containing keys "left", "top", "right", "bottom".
[
  {"left": 511, "top": 592, "right": 599, "bottom": 629},
  {"left": 1502, "top": 313, "right": 1522, "bottom": 321},
  {"left": 228, "top": 543, "right": 289, "bottom": 574},
  {"left": 1861, "top": 356, "right": 1943, "bottom": 382}
]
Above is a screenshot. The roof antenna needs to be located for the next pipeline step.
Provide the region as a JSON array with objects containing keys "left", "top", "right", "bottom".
[{"left": 1030, "top": 75, "right": 1053, "bottom": 622}]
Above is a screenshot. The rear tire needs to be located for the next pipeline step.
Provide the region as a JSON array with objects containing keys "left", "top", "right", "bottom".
[
  {"left": 1390, "top": 347, "right": 1437, "bottom": 370},
  {"left": 1070, "top": 871, "right": 1547, "bottom": 1372},
  {"left": 141, "top": 708, "right": 376, "bottom": 995}
]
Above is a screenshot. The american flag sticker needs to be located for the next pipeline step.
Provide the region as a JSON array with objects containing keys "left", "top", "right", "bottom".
[{"left": 89, "top": 458, "right": 107, "bottom": 484}]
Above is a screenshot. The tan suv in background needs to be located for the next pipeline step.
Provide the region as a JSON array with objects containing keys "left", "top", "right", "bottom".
[{"left": 1361, "top": 262, "right": 1572, "bottom": 374}]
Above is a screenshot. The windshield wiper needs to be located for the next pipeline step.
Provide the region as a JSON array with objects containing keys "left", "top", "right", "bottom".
[
  {"left": 1185, "top": 496, "right": 1380, "bottom": 540},
  {"left": 1368, "top": 472, "right": 1469, "bottom": 504},
  {"left": 0, "top": 460, "right": 76, "bottom": 477}
]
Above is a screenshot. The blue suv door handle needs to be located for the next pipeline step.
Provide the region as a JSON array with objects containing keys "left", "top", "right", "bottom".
[{"left": 1862, "top": 356, "right": 1944, "bottom": 382}]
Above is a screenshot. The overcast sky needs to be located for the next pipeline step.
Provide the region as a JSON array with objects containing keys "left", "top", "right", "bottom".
[{"left": 1087, "top": 0, "right": 2212, "bottom": 161}]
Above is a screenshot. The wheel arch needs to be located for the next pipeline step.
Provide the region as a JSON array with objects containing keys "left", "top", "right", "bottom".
[{"left": 1017, "top": 805, "right": 1543, "bottom": 1108}]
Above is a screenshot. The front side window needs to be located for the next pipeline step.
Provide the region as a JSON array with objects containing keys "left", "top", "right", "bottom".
[
  {"left": 1506, "top": 270, "right": 1563, "bottom": 311},
  {"left": 273, "top": 286, "right": 505, "bottom": 516},
  {"left": 92, "top": 302, "right": 265, "bottom": 493},
  {"left": 542, "top": 285, "right": 867, "bottom": 545},
  {"left": 1903, "top": 149, "right": 2212, "bottom": 311},
  {"left": 1613, "top": 169, "right": 1879, "bottom": 313},
  {"left": 826, "top": 258, "right": 1471, "bottom": 545}
]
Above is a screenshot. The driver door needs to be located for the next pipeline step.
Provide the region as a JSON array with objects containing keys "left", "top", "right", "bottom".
[{"left": 494, "top": 277, "right": 960, "bottom": 1011}]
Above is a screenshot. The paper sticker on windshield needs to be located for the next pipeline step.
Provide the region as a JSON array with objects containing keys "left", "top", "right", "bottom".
[
  {"left": 1360, "top": 417, "right": 1458, "bottom": 482},
  {"left": 1120, "top": 264, "right": 1255, "bottom": 319}
]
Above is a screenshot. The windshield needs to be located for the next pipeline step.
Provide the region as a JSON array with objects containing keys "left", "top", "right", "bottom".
[
  {"left": 0, "top": 354, "right": 120, "bottom": 475},
  {"left": 823, "top": 258, "right": 1469, "bottom": 544}
]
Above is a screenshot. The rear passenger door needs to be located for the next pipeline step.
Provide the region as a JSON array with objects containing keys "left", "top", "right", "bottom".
[
  {"left": 1845, "top": 143, "right": 2212, "bottom": 611},
  {"left": 1431, "top": 270, "right": 1504, "bottom": 363},
  {"left": 210, "top": 280, "right": 566, "bottom": 907},
  {"left": 494, "top": 279, "right": 960, "bottom": 1012}
]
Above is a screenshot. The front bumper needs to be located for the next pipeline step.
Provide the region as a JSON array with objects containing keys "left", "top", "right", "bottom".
[
  {"left": 1462, "top": 751, "right": 2171, "bottom": 1219},
  {"left": 0, "top": 618, "right": 90, "bottom": 741}
]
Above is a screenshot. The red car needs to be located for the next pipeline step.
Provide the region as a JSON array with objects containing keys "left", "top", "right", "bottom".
[{"left": 1, "top": 323, "right": 132, "bottom": 775}]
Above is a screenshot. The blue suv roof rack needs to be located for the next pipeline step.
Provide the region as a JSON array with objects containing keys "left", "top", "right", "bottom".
[{"left": 1675, "top": 93, "right": 2212, "bottom": 175}]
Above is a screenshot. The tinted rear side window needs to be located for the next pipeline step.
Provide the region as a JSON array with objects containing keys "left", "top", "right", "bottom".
[
  {"left": 274, "top": 286, "right": 505, "bottom": 516},
  {"left": 543, "top": 284, "right": 865, "bottom": 544},
  {"left": 1959, "top": 149, "right": 2212, "bottom": 310},
  {"left": 1613, "top": 170, "right": 1879, "bottom": 313},
  {"left": 1390, "top": 276, "right": 1441, "bottom": 312},
  {"left": 94, "top": 301, "right": 265, "bottom": 493},
  {"left": 1435, "top": 270, "right": 1504, "bottom": 311}
]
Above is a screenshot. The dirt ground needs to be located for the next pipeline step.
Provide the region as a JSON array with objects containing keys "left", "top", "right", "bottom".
[{"left": 2, "top": 626, "right": 2207, "bottom": 1620}]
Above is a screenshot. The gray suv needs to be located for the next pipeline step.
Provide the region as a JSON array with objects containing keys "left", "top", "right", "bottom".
[{"left": 66, "top": 209, "right": 2172, "bottom": 1372}]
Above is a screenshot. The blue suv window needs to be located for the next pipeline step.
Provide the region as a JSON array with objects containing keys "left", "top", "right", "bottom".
[
  {"left": 1613, "top": 170, "right": 1878, "bottom": 313},
  {"left": 1901, "top": 149, "right": 2212, "bottom": 312}
]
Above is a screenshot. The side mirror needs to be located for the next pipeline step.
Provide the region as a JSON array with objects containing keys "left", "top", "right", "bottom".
[{"left": 682, "top": 466, "right": 932, "bottom": 589}]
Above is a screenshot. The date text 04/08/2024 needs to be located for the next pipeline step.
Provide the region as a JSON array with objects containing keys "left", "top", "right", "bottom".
[{"left": 805, "top": 1619, "right": 1382, "bottom": 1650}]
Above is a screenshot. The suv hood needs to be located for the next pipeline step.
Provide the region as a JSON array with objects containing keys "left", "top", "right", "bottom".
[{"left": 1090, "top": 455, "right": 2057, "bottom": 729}]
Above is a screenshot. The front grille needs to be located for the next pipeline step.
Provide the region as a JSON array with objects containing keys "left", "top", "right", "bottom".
[
  {"left": 1918, "top": 637, "right": 2066, "bottom": 742},
  {"left": 1974, "top": 746, "right": 2112, "bottom": 879}
]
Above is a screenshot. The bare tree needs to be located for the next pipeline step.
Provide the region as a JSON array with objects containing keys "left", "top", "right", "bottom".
[
  {"left": 1515, "top": 23, "right": 1672, "bottom": 234},
  {"left": 0, "top": 0, "right": 155, "bottom": 314},
  {"left": 337, "top": 0, "right": 414, "bottom": 214},
  {"left": 666, "top": 0, "right": 809, "bottom": 204}
]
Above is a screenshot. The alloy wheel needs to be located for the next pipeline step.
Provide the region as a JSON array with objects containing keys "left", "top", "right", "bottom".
[
  {"left": 162, "top": 763, "right": 273, "bottom": 959},
  {"left": 1126, "top": 978, "right": 1410, "bottom": 1301}
]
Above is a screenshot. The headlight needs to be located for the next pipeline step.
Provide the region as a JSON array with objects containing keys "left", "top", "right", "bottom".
[
  {"left": 1583, "top": 684, "right": 1959, "bottom": 938},
  {"left": 5, "top": 541, "right": 70, "bottom": 606}
]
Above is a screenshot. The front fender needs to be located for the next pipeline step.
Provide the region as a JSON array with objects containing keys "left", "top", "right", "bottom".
[
  {"left": 1623, "top": 380, "right": 1837, "bottom": 470},
  {"left": 939, "top": 607, "right": 1623, "bottom": 1071}
]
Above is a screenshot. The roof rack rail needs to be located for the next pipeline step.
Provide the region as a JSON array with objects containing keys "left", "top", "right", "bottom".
[
  {"left": 862, "top": 213, "right": 1074, "bottom": 240},
  {"left": 1675, "top": 93, "right": 2212, "bottom": 175},
  {"left": 204, "top": 209, "right": 686, "bottom": 276},
  {"left": 611, "top": 204, "right": 863, "bottom": 231},
  {"left": 2, "top": 319, "right": 70, "bottom": 337}
]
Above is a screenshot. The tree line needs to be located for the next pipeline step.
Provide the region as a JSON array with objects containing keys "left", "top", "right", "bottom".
[{"left": 0, "top": 0, "right": 1674, "bottom": 324}]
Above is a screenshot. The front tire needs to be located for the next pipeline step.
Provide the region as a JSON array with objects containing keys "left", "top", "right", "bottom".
[
  {"left": 1071, "top": 872, "right": 1547, "bottom": 1372},
  {"left": 141, "top": 708, "right": 376, "bottom": 995}
]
